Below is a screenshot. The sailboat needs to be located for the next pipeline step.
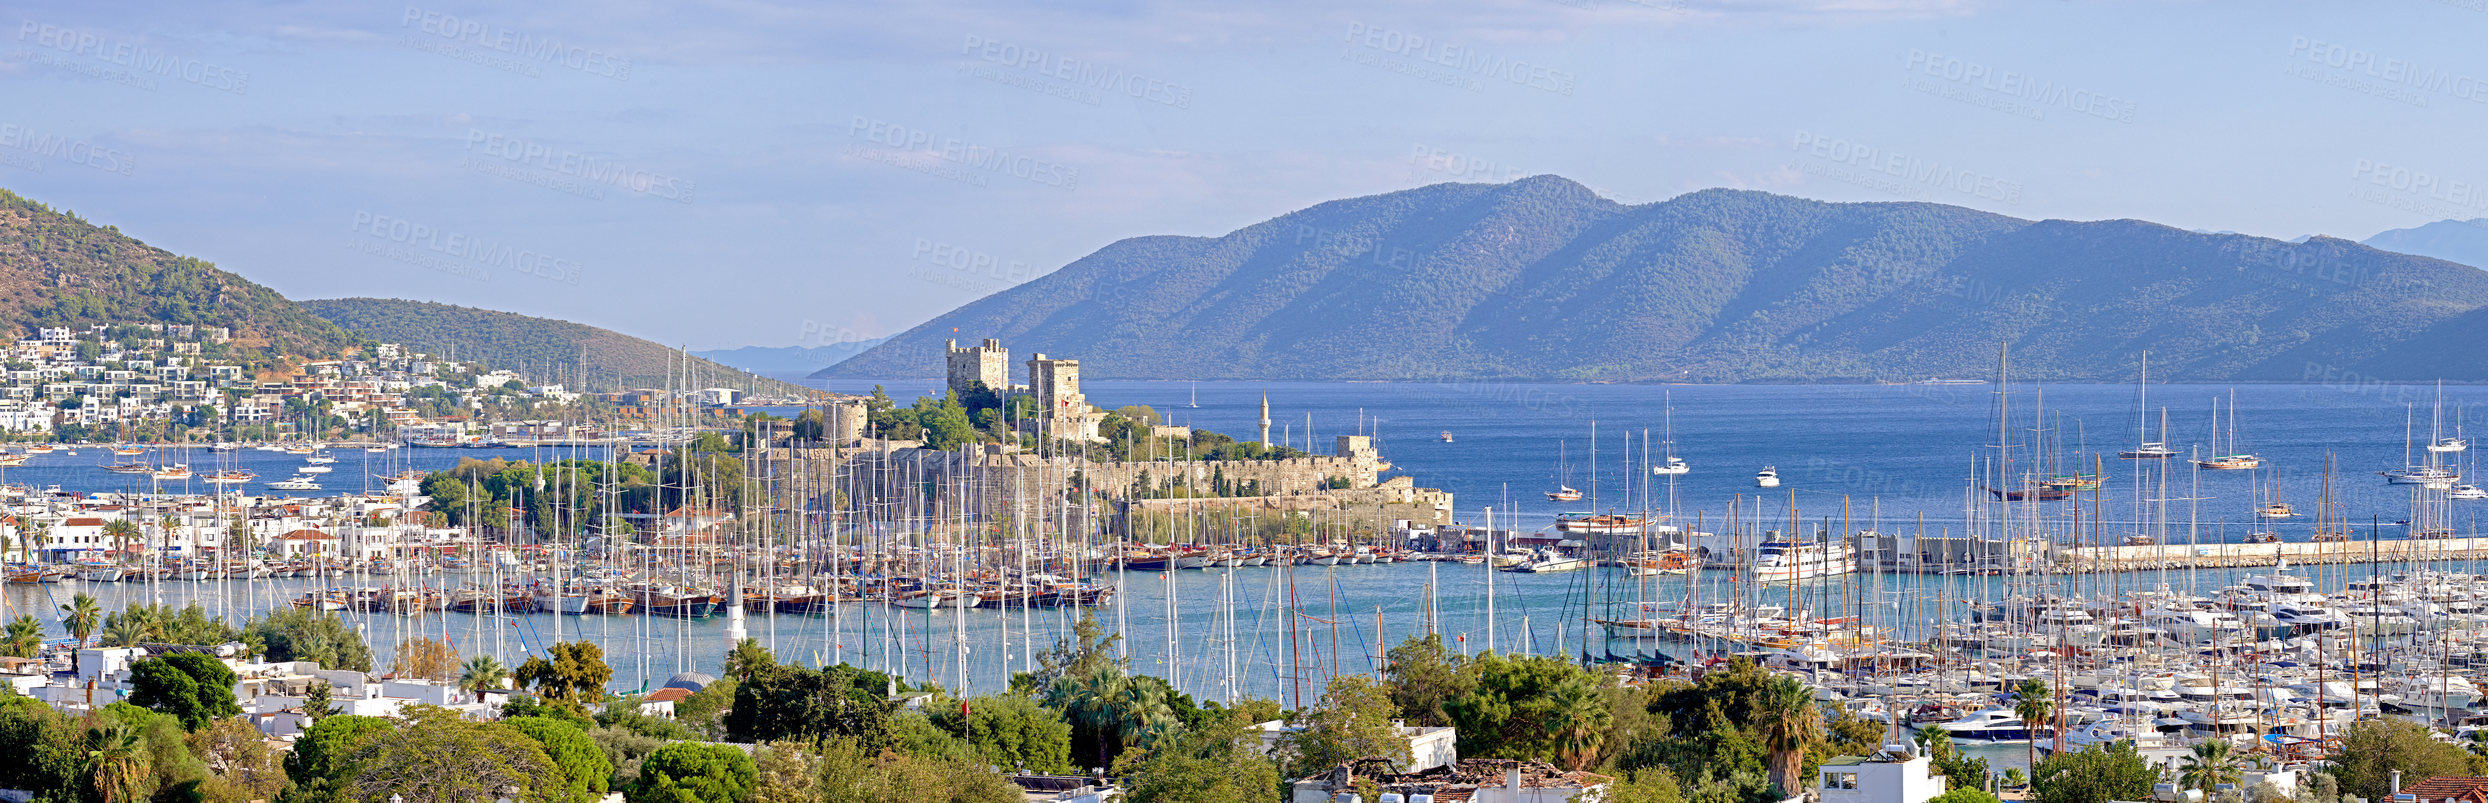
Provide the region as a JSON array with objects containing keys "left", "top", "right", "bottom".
[
  {"left": 2192, "top": 391, "right": 2262, "bottom": 470},
  {"left": 2254, "top": 464, "right": 2292, "bottom": 518},
  {"left": 2382, "top": 397, "right": 2461, "bottom": 487},
  {"left": 1188, "top": 382, "right": 1198, "bottom": 409},
  {"left": 1651, "top": 392, "right": 1689, "bottom": 475},
  {"left": 1545, "top": 442, "right": 1583, "bottom": 501},
  {"left": 2120, "top": 353, "right": 2177, "bottom": 459},
  {"left": 2311, "top": 453, "right": 2351, "bottom": 542}
]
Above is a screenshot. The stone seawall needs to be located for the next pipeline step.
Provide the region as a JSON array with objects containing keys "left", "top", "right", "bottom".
[{"left": 748, "top": 440, "right": 1444, "bottom": 532}]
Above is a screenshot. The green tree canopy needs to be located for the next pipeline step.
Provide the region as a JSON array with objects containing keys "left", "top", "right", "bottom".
[
  {"left": 1278, "top": 674, "right": 1411, "bottom": 778},
  {"left": 930, "top": 693, "right": 1075, "bottom": 775},
  {"left": 1111, "top": 709, "right": 1281, "bottom": 803},
  {"left": 2031, "top": 742, "right": 2164, "bottom": 803},
  {"left": 629, "top": 741, "right": 756, "bottom": 803},
  {"left": 2326, "top": 718, "right": 2486, "bottom": 802},
  {"left": 1384, "top": 634, "right": 1473, "bottom": 728},
  {"left": 345, "top": 706, "right": 562, "bottom": 803},
  {"left": 128, "top": 652, "right": 241, "bottom": 732},
  {"left": 516, "top": 641, "right": 614, "bottom": 706},
  {"left": 505, "top": 716, "right": 615, "bottom": 803},
  {"left": 726, "top": 662, "right": 898, "bottom": 747},
  {"left": 242, "top": 607, "right": 374, "bottom": 671}
]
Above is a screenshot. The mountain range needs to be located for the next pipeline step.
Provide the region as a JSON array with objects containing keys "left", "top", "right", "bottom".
[
  {"left": 300, "top": 299, "right": 802, "bottom": 394},
  {"left": 0, "top": 187, "right": 796, "bottom": 394},
  {"left": 825, "top": 176, "right": 2488, "bottom": 382},
  {"left": 2362, "top": 218, "right": 2488, "bottom": 270},
  {"left": 0, "top": 189, "right": 352, "bottom": 355}
]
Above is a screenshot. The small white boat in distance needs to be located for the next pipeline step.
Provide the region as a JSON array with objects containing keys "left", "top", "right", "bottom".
[
  {"left": 269, "top": 476, "right": 322, "bottom": 491},
  {"left": 1652, "top": 456, "right": 1688, "bottom": 475},
  {"left": 1756, "top": 466, "right": 1780, "bottom": 487},
  {"left": 2431, "top": 437, "right": 2468, "bottom": 453},
  {"left": 1545, "top": 485, "right": 1582, "bottom": 502}
]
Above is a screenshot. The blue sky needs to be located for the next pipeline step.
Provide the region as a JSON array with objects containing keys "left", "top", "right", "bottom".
[{"left": 1, "top": 1, "right": 2482, "bottom": 349}]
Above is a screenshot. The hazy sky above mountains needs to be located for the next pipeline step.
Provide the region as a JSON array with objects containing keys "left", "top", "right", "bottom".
[{"left": 1, "top": 1, "right": 2479, "bottom": 348}]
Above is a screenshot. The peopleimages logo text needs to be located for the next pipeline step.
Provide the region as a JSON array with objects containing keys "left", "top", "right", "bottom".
[
  {"left": 349, "top": 211, "right": 584, "bottom": 284},
  {"left": 960, "top": 35, "right": 1191, "bottom": 108},
  {"left": 463, "top": 131, "right": 694, "bottom": 203},
  {"left": 401, "top": 7, "right": 631, "bottom": 80},
  {"left": 1343, "top": 23, "right": 1576, "bottom": 95},
  {"left": 16, "top": 21, "right": 249, "bottom": 94}
]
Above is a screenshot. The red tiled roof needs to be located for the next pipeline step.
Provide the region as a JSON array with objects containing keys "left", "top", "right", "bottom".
[
  {"left": 62, "top": 517, "right": 104, "bottom": 527},
  {"left": 2404, "top": 778, "right": 2488, "bottom": 803},
  {"left": 644, "top": 688, "right": 692, "bottom": 703},
  {"left": 277, "top": 530, "right": 336, "bottom": 541}
]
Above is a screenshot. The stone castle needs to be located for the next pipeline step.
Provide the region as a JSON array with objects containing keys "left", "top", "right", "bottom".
[
  {"left": 770, "top": 337, "right": 1454, "bottom": 533},
  {"left": 945, "top": 337, "right": 1107, "bottom": 441}
]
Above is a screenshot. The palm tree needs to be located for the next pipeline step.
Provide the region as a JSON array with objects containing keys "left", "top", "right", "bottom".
[
  {"left": 85, "top": 722, "right": 153, "bottom": 803},
  {"left": 2, "top": 614, "right": 42, "bottom": 658},
  {"left": 2179, "top": 740, "right": 2242, "bottom": 799},
  {"left": 1753, "top": 675, "right": 1824, "bottom": 795},
  {"left": 1048, "top": 666, "right": 1128, "bottom": 768},
  {"left": 2013, "top": 678, "right": 2052, "bottom": 772},
  {"left": 101, "top": 519, "right": 140, "bottom": 565},
  {"left": 1912, "top": 724, "right": 1953, "bottom": 758},
  {"left": 19, "top": 518, "right": 50, "bottom": 564},
  {"left": 27, "top": 520, "right": 51, "bottom": 563},
  {"left": 1546, "top": 677, "right": 1613, "bottom": 771},
  {"left": 459, "top": 654, "right": 508, "bottom": 696},
  {"left": 60, "top": 592, "right": 100, "bottom": 671},
  {"left": 1110, "top": 676, "right": 1174, "bottom": 750},
  {"left": 723, "top": 637, "right": 775, "bottom": 681},
  {"left": 101, "top": 615, "right": 149, "bottom": 649}
]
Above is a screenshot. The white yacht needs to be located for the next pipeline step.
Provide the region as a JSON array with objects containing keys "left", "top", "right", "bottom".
[
  {"left": 1936, "top": 708, "right": 2038, "bottom": 742},
  {"left": 269, "top": 475, "right": 323, "bottom": 491},
  {"left": 1503, "top": 549, "right": 1590, "bottom": 573},
  {"left": 1750, "top": 538, "right": 1854, "bottom": 582},
  {"left": 1756, "top": 466, "right": 1780, "bottom": 488},
  {"left": 1652, "top": 456, "right": 1688, "bottom": 475}
]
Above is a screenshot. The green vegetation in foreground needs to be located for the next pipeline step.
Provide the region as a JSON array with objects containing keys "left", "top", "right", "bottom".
[{"left": 3, "top": 605, "right": 2469, "bottom": 802}]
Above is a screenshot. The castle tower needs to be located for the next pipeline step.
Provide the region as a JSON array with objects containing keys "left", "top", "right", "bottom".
[
  {"left": 1258, "top": 394, "right": 1271, "bottom": 446},
  {"left": 944, "top": 338, "right": 1009, "bottom": 397}
]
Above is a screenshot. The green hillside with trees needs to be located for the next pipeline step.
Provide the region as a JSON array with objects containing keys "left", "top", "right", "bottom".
[
  {"left": 301, "top": 298, "right": 805, "bottom": 394},
  {"left": 0, "top": 189, "right": 353, "bottom": 356}
]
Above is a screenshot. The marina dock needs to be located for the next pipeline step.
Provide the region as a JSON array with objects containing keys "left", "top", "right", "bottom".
[{"left": 2054, "top": 536, "right": 2488, "bottom": 571}]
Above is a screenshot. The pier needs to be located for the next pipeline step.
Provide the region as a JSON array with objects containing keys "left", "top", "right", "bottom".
[{"left": 2054, "top": 536, "right": 2488, "bottom": 571}]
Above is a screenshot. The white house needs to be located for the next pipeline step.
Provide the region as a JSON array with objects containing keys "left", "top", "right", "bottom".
[{"left": 1820, "top": 747, "right": 1945, "bottom": 803}]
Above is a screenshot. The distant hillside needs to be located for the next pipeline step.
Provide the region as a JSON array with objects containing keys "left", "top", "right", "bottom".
[
  {"left": 0, "top": 189, "right": 352, "bottom": 354},
  {"left": 828, "top": 177, "right": 2488, "bottom": 382},
  {"left": 694, "top": 340, "right": 885, "bottom": 374},
  {"left": 2364, "top": 218, "right": 2488, "bottom": 270},
  {"left": 302, "top": 298, "right": 804, "bottom": 394}
]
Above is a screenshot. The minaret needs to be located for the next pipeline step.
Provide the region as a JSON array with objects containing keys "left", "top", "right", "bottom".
[{"left": 1258, "top": 394, "right": 1272, "bottom": 446}]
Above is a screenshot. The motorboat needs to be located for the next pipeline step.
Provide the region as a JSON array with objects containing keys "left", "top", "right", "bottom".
[
  {"left": 1750, "top": 537, "right": 1854, "bottom": 582},
  {"left": 1500, "top": 549, "right": 1589, "bottom": 573},
  {"left": 1936, "top": 708, "right": 2039, "bottom": 742},
  {"left": 1756, "top": 466, "right": 1780, "bottom": 488},
  {"left": 269, "top": 476, "right": 323, "bottom": 491}
]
